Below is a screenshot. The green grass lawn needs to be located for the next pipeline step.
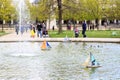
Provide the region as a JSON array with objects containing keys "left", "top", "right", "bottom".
[
  {"left": 48, "top": 30, "right": 120, "bottom": 38},
  {"left": 0, "top": 31, "right": 7, "bottom": 36},
  {"left": 0, "top": 30, "right": 120, "bottom": 38}
]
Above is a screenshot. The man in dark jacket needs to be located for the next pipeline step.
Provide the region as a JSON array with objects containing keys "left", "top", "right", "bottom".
[
  {"left": 37, "top": 23, "right": 43, "bottom": 38},
  {"left": 82, "top": 21, "right": 87, "bottom": 37}
]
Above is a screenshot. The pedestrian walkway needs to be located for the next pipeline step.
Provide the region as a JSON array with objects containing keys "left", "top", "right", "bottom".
[{"left": 0, "top": 30, "right": 120, "bottom": 43}]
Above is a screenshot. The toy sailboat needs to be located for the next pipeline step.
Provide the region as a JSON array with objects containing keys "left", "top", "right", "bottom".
[
  {"left": 63, "top": 35, "right": 71, "bottom": 42},
  {"left": 41, "top": 40, "right": 51, "bottom": 50},
  {"left": 83, "top": 52, "right": 101, "bottom": 68}
]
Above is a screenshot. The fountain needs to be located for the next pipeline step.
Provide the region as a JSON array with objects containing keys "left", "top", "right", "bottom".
[{"left": 10, "top": 0, "right": 35, "bottom": 56}]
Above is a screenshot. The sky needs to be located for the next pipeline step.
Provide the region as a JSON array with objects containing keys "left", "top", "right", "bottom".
[
  {"left": 29, "top": 0, "right": 35, "bottom": 3},
  {"left": 29, "top": 0, "right": 39, "bottom": 3}
]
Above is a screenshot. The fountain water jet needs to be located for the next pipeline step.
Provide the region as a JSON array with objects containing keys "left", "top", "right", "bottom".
[
  {"left": 12, "top": 0, "right": 30, "bottom": 32},
  {"left": 11, "top": 0, "right": 36, "bottom": 57}
]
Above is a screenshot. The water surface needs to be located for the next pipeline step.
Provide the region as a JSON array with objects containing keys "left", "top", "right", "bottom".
[{"left": 0, "top": 42, "right": 120, "bottom": 80}]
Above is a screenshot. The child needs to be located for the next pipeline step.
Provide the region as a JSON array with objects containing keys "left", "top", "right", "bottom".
[
  {"left": 30, "top": 29, "right": 35, "bottom": 38},
  {"left": 74, "top": 27, "right": 79, "bottom": 38}
]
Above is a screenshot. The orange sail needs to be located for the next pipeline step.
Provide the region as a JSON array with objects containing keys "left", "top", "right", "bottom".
[{"left": 41, "top": 40, "right": 46, "bottom": 50}]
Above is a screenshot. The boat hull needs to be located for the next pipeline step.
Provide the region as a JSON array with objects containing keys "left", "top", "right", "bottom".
[
  {"left": 41, "top": 49, "right": 50, "bottom": 50},
  {"left": 86, "top": 65, "right": 101, "bottom": 68}
]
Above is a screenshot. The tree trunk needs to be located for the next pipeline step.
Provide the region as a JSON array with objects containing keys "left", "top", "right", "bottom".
[
  {"left": 57, "top": 0, "right": 62, "bottom": 34},
  {"left": 48, "top": 18, "right": 50, "bottom": 30},
  {"left": 2, "top": 20, "right": 4, "bottom": 32}
]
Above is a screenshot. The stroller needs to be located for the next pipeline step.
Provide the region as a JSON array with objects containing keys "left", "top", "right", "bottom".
[
  {"left": 42, "top": 30, "right": 49, "bottom": 38},
  {"left": 74, "top": 28, "right": 79, "bottom": 38}
]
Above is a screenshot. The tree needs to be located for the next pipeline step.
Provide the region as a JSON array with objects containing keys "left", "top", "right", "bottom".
[
  {"left": 27, "top": 0, "right": 56, "bottom": 22},
  {"left": 57, "top": 0, "right": 62, "bottom": 33},
  {"left": 27, "top": 0, "right": 120, "bottom": 32},
  {"left": 111, "top": 0, "right": 120, "bottom": 20},
  {"left": 115, "top": 0, "right": 120, "bottom": 20},
  {"left": 0, "top": 0, "right": 16, "bottom": 31}
]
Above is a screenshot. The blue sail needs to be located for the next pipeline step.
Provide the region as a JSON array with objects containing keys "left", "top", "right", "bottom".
[
  {"left": 46, "top": 42, "right": 51, "bottom": 48},
  {"left": 90, "top": 53, "right": 99, "bottom": 66}
]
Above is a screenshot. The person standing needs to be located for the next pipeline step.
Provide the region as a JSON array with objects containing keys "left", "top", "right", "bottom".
[
  {"left": 32, "top": 24, "right": 36, "bottom": 33},
  {"left": 37, "top": 23, "right": 43, "bottom": 38},
  {"left": 82, "top": 21, "right": 87, "bottom": 37},
  {"left": 20, "top": 25, "right": 24, "bottom": 35},
  {"left": 42, "top": 22, "right": 46, "bottom": 33},
  {"left": 104, "top": 22, "right": 107, "bottom": 29},
  {"left": 52, "top": 26, "right": 54, "bottom": 31},
  {"left": 15, "top": 24, "right": 19, "bottom": 35},
  {"left": 30, "top": 28, "right": 35, "bottom": 38}
]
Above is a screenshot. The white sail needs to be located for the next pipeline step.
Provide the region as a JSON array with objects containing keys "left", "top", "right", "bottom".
[{"left": 85, "top": 53, "right": 101, "bottom": 68}]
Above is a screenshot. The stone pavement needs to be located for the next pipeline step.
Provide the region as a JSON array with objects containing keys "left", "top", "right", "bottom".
[{"left": 0, "top": 30, "right": 120, "bottom": 43}]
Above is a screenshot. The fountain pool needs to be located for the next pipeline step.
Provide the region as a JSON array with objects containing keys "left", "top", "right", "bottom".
[{"left": 0, "top": 42, "right": 120, "bottom": 80}]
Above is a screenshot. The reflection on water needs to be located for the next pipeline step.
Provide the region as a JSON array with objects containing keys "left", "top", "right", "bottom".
[{"left": 0, "top": 42, "right": 120, "bottom": 80}]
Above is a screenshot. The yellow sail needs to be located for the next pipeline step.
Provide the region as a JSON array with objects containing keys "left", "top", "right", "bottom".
[
  {"left": 41, "top": 40, "right": 46, "bottom": 50},
  {"left": 82, "top": 56, "right": 90, "bottom": 66}
]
